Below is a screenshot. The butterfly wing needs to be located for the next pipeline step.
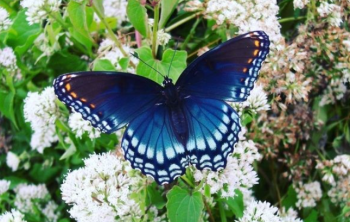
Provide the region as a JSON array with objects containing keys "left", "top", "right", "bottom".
[
  {"left": 53, "top": 71, "right": 162, "bottom": 133},
  {"left": 176, "top": 31, "right": 270, "bottom": 102},
  {"left": 182, "top": 96, "right": 241, "bottom": 170},
  {"left": 121, "top": 104, "right": 188, "bottom": 185}
]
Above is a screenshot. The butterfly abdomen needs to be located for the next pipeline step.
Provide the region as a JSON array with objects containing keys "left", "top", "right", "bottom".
[{"left": 170, "top": 106, "right": 188, "bottom": 144}]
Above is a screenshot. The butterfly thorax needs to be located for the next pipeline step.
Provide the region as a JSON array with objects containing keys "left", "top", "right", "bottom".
[
  {"left": 162, "top": 77, "right": 181, "bottom": 107},
  {"left": 162, "top": 77, "right": 188, "bottom": 144}
]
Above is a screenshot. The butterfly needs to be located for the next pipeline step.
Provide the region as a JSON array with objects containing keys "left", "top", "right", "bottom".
[{"left": 53, "top": 31, "right": 270, "bottom": 185}]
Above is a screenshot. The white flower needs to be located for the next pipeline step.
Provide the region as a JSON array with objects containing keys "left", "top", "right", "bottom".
[
  {"left": 294, "top": 181, "right": 322, "bottom": 209},
  {"left": 61, "top": 152, "right": 144, "bottom": 221},
  {"left": 184, "top": 0, "right": 204, "bottom": 12},
  {"left": 293, "top": 0, "right": 309, "bottom": 9},
  {"left": 243, "top": 84, "right": 270, "bottom": 113},
  {"left": 6, "top": 152, "right": 20, "bottom": 172},
  {"left": 320, "top": 79, "right": 347, "bottom": 106},
  {"left": 0, "top": 7, "right": 12, "bottom": 31},
  {"left": 20, "top": 0, "right": 62, "bottom": 25},
  {"left": 280, "top": 207, "right": 303, "bottom": 222},
  {"left": 328, "top": 175, "right": 350, "bottom": 207},
  {"left": 41, "top": 201, "right": 60, "bottom": 222},
  {"left": 14, "top": 184, "right": 49, "bottom": 212},
  {"left": 0, "top": 180, "right": 10, "bottom": 195},
  {"left": 101, "top": 0, "right": 128, "bottom": 26},
  {"left": 194, "top": 140, "right": 261, "bottom": 198},
  {"left": 157, "top": 29, "right": 171, "bottom": 46},
  {"left": 317, "top": 3, "right": 342, "bottom": 27},
  {"left": 0, "top": 210, "right": 27, "bottom": 222},
  {"left": 68, "top": 112, "right": 101, "bottom": 139},
  {"left": 0, "top": 47, "right": 17, "bottom": 70},
  {"left": 205, "top": 0, "right": 283, "bottom": 44},
  {"left": 236, "top": 200, "right": 281, "bottom": 222},
  {"left": 23, "top": 87, "right": 59, "bottom": 153},
  {"left": 98, "top": 38, "right": 138, "bottom": 73}
]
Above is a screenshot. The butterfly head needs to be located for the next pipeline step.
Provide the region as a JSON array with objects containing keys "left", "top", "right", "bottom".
[{"left": 162, "top": 76, "right": 173, "bottom": 87}]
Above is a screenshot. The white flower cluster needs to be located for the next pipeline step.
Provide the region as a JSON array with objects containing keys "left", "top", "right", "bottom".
[
  {"left": 0, "top": 47, "right": 17, "bottom": 71},
  {"left": 0, "top": 179, "right": 10, "bottom": 195},
  {"left": 23, "top": 87, "right": 59, "bottom": 153},
  {"left": 243, "top": 84, "right": 270, "bottom": 114},
  {"left": 204, "top": 0, "right": 282, "bottom": 44},
  {"left": 20, "top": 0, "right": 62, "bottom": 25},
  {"left": 317, "top": 1, "right": 342, "bottom": 27},
  {"left": 294, "top": 181, "right": 322, "bottom": 209},
  {"left": 103, "top": 0, "right": 128, "bottom": 26},
  {"left": 68, "top": 112, "right": 101, "bottom": 139},
  {"left": 61, "top": 153, "right": 144, "bottom": 221},
  {"left": 280, "top": 208, "right": 303, "bottom": 222},
  {"left": 6, "top": 151, "right": 20, "bottom": 171},
  {"left": 193, "top": 139, "right": 261, "bottom": 199},
  {"left": 14, "top": 184, "right": 49, "bottom": 212},
  {"left": 98, "top": 38, "right": 138, "bottom": 73},
  {"left": 317, "top": 155, "right": 350, "bottom": 207},
  {"left": 236, "top": 200, "right": 280, "bottom": 222},
  {"left": 156, "top": 29, "right": 171, "bottom": 46},
  {"left": 0, "top": 7, "right": 12, "bottom": 31},
  {"left": 320, "top": 78, "right": 347, "bottom": 106},
  {"left": 293, "top": 0, "right": 309, "bottom": 9},
  {"left": 0, "top": 210, "right": 27, "bottom": 222}
]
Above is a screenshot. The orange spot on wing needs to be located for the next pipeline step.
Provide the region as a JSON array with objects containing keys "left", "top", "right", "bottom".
[
  {"left": 243, "top": 68, "right": 248, "bottom": 73},
  {"left": 248, "top": 58, "right": 253, "bottom": 63},
  {"left": 253, "top": 50, "right": 259, "bottom": 56},
  {"left": 65, "top": 83, "right": 71, "bottom": 91},
  {"left": 81, "top": 98, "right": 87, "bottom": 102},
  {"left": 90, "top": 104, "right": 96, "bottom": 109},
  {"left": 254, "top": 40, "right": 260, "bottom": 47},
  {"left": 70, "top": 92, "right": 77, "bottom": 98}
]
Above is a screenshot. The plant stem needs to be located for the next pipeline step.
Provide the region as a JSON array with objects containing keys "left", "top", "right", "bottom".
[
  {"left": 165, "top": 11, "right": 202, "bottom": 32},
  {"left": 181, "top": 18, "right": 201, "bottom": 50},
  {"left": 152, "top": 3, "right": 160, "bottom": 58},
  {"left": 278, "top": 16, "right": 306, "bottom": 23},
  {"left": 203, "top": 195, "right": 216, "bottom": 222}
]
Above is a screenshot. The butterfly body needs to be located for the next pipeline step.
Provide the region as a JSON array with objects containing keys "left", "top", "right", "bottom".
[{"left": 54, "top": 31, "right": 270, "bottom": 184}]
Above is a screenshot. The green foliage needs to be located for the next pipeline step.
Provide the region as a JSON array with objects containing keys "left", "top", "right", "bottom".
[
  {"left": 135, "top": 46, "right": 187, "bottom": 84},
  {"left": 127, "top": 0, "right": 149, "bottom": 37},
  {"left": 166, "top": 186, "right": 204, "bottom": 222}
]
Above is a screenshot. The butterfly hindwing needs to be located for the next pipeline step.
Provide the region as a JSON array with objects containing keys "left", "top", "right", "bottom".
[
  {"left": 176, "top": 31, "right": 270, "bottom": 102},
  {"left": 53, "top": 72, "right": 162, "bottom": 133},
  {"left": 121, "top": 104, "right": 188, "bottom": 184},
  {"left": 182, "top": 97, "right": 241, "bottom": 170}
]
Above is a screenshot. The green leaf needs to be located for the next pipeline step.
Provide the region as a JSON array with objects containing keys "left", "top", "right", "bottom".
[
  {"left": 225, "top": 189, "right": 244, "bottom": 218},
  {"left": 241, "top": 113, "right": 253, "bottom": 126},
  {"left": 5, "top": 10, "right": 41, "bottom": 56},
  {"left": 146, "top": 183, "right": 166, "bottom": 209},
  {"left": 67, "top": 1, "right": 94, "bottom": 49},
  {"left": 304, "top": 210, "right": 318, "bottom": 222},
  {"left": 0, "top": 91, "right": 16, "bottom": 128},
  {"left": 29, "top": 163, "right": 61, "bottom": 183},
  {"left": 47, "top": 49, "right": 87, "bottom": 74},
  {"left": 127, "top": 0, "right": 148, "bottom": 37},
  {"left": 92, "top": 0, "right": 104, "bottom": 17},
  {"left": 167, "top": 186, "right": 204, "bottom": 222},
  {"left": 93, "top": 59, "right": 117, "bottom": 71},
  {"left": 332, "top": 135, "right": 343, "bottom": 149},
  {"left": 119, "top": 58, "right": 129, "bottom": 71},
  {"left": 135, "top": 46, "right": 187, "bottom": 85},
  {"left": 159, "top": 0, "right": 179, "bottom": 29},
  {"left": 282, "top": 185, "right": 298, "bottom": 210},
  {"left": 60, "top": 140, "right": 77, "bottom": 160}
]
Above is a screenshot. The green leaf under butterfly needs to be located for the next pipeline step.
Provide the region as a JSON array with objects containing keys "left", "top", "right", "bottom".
[
  {"left": 166, "top": 186, "right": 204, "bottom": 222},
  {"left": 135, "top": 46, "right": 187, "bottom": 85}
]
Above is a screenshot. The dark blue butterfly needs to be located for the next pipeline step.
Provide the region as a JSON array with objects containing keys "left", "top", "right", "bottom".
[{"left": 53, "top": 31, "right": 270, "bottom": 184}]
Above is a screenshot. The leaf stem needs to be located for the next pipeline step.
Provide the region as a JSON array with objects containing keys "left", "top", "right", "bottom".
[
  {"left": 181, "top": 18, "right": 201, "bottom": 50},
  {"left": 152, "top": 3, "right": 160, "bottom": 58},
  {"left": 203, "top": 195, "right": 216, "bottom": 222},
  {"left": 278, "top": 16, "right": 306, "bottom": 23},
  {"left": 165, "top": 11, "right": 202, "bottom": 32},
  {"left": 93, "top": 4, "right": 135, "bottom": 67},
  {"left": 218, "top": 200, "right": 227, "bottom": 222}
]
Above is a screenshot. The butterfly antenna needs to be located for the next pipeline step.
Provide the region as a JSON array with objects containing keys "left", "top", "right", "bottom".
[
  {"left": 167, "top": 41, "right": 180, "bottom": 77},
  {"left": 130, "top": 52, "right": 165, "bottom": 78}
]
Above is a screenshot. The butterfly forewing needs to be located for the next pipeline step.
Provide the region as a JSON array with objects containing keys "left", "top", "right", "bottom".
[
  {"left": 53, "top": 72, "right": 162, "bottom": 133},
  {"left": 176, "top": 31, "right": 270, "bottom": 102}
]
